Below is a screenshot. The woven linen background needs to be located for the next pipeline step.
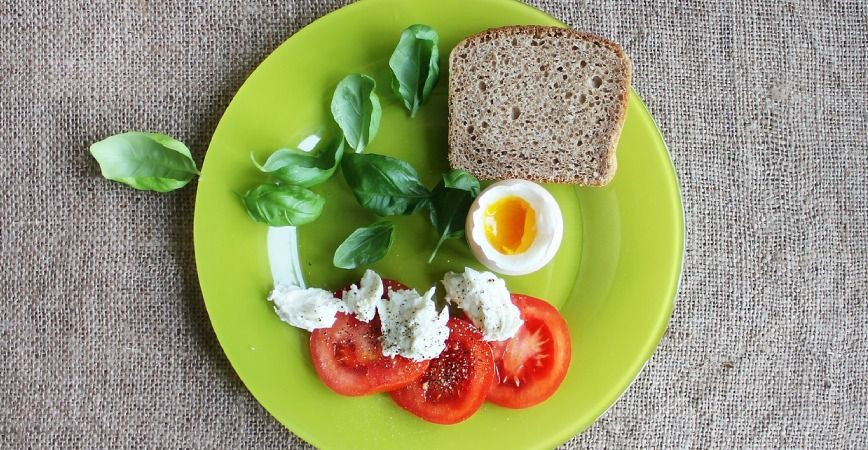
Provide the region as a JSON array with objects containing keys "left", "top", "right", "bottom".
[{"left": 1, "top": 0, "right": 866, "bottom": 448}]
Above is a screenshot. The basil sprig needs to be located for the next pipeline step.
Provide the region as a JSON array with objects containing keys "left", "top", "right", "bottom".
[
  {"left": 89, "top": 132, "right": 199, "bottom": 192},
  {"left": 333, "top": 220, "right": 395, "bottom": 269},
  {"left": 427, "top": 170, "right": 480, "bottom": 262},
  {"left": 389, "top": 24, "right": 440, "bottom": 117},
  {"left": 242, "top": 184, "right": 325, "bottom": 227},
  {"left": 331, "top": 74, "right": 381, "bottom": 153},
  {"left": 341, "top": 153, "right": 430, "bottom": 216},
  {"left": 252, "top": 138, "right": 344, "bottom": 188}
]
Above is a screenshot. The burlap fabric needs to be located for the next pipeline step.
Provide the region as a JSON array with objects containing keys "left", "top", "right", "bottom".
[{"left": 1, "top": 0, "right": 865, "bottom": 448}]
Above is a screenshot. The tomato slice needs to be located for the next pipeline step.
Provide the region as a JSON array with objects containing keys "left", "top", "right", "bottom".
[
  {"left": 487, "top": 293, "right": 571, "bottom": 408},
  {"left": 309, "top": 279, "right": 429, "bottom": 396},
  {"left": 390, "top": 318, "right": 495, "bottom": 424}
]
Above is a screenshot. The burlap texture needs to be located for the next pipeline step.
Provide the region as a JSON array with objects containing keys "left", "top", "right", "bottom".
[{"left": 1, "top": 0, "right": 865, "bottom": 448}]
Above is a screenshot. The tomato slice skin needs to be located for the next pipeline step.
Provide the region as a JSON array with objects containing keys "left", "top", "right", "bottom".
[
  {"left": 487, "top": 294, "right": 571, "bottom": 409},
  {"left": 309, "top": 279, "right": 429, "bottom": 396},
  {"left": 390, "top": 318, "right": 495, "bottom": 424}
]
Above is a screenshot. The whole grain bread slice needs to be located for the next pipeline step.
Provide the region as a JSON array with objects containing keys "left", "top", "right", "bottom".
[{"left": 447, "top": 26, "right": 632, "bottom": 186}]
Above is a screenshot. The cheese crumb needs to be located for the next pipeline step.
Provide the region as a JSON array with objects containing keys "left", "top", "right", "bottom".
[
  {"left": 377, "top": 287, "right": 450, "bottom": 362},
  {"left": 341, "top": 269, "right": 383, "bottom": 322},
  {"left": 268, "top": 284, "right": 345, "bottom": 332}
]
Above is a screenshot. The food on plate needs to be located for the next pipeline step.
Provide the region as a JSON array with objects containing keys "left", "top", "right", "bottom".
[
  {"left": 331, "top": 73, "right": 382, "bottom": 153},
  {"left": 427, "top": 169, "right": 481, "bottom": 262},
  {"left": 242, "top": 183, "right": 326, "bottom": 227},
  {"left": 487, "top": 294, "right": 571, "bottom": 408},
  {"left": 240, "top": 69, "right": 387, "bottom": 229},
  {"left": 250, "top": 136, "right": 345, "bottom": 188},
  {"left": 268, "top": 284, "right": 346, "bottom": 331},
  {"left": 377, "top": 287, "right": 450, "bottom": 361},
  {"left": 447, "top": 25, "right": 632, "bottom": 186},
  {"left": 389, "top": 24, "right": 441, "bottom": 117},
  {"left": 390, "top": 318, "right": 495, "bottom": 424},
  {"left": 340, "top": 153, "right": 430, "bottom": 217},
  {"left": 333, "top": 220, "right": 396, "bottom": 269},
  {"left": 442, "top": 267, "right": 523, "bottom": 341},
  {"left": 270, "top": 270, "right": 453, "bottom": 363},
  {"left": 268, "top": 267, "right": 571, "bottom": 423},
  {"left": 310, "top": 279, "right": 431, "bottom": 396},
  {"left": 465, "top": 179, "right": 564, "bottom": 275},
  {"left": 339, "top": 268, "right": 384, "bottom": 322},
  {"left": 310, "top": 276, "right": 428, "bottom": 396},
  {"left": 336, "top": 153, "right": 483, "bottom": 266},
  {"left": 310, "top": 315, "right": 431, "bottom": 396}
]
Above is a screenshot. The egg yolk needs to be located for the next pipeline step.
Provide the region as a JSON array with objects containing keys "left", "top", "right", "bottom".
[{"left": 483, "top": 196, "right": 537, "bottom": 254}]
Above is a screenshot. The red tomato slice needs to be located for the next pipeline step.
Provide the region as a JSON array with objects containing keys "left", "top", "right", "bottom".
[
  {"left": 390, "top": 318, "right": 495, "bottom": 424},
  {"left": 309, "top": 279, "right": 429, "bottom": 396},
  {"left": 487, "top": 293, "right": 571, "bottom": 408}
]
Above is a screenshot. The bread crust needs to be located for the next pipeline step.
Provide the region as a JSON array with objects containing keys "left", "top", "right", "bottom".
[{"left": 447, "top": 26, "right": 632, "bottom": 186}]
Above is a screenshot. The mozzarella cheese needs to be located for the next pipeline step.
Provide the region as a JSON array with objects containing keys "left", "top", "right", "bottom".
[
  {"left": 442, "top": 267, "right": 523, "bottom": 341},
  {"left": 268, "top": 284, "right": 345, "bottom": 332},
  {"left": 341, "top": 269, "right": 383, "bottom": 322},
  {"left": 377, "top": 287, "right": 450, "bottom": 362}
]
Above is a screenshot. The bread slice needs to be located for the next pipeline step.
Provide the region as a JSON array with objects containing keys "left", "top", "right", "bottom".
[{"left": 447, "top": 26, "right": 632, "bottom": 186}]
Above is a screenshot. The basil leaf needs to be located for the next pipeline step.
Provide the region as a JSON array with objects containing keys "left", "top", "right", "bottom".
[
  {"left": 341, "top": 153, "right": 430, "bottom": 216},
  {"left": 441, "top": 169, "right": 481, "bottom": 195},
  {"left": 333, "top": 220, "right": 395, "bottom": 269},
  {"left": 89, "top": 131, "right": 199, "bottom": 192},
  {"left": 389, "top": 24, "right": 440, "bottom": 117},
  {"left": 427, "top": 170, "right": 480, "bottom": 262},
  {"left": 242, "top": 184, "right": 325, "bottom": 227},
  {"left": 252, "top": 138, "right": 345, "bottom": 187},
  {"left": 331, "top": 74, "right": 381, "bottom": 153}
]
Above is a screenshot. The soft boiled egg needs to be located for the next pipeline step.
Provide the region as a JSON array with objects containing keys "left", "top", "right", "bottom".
[{"left": 466, "top": 180, "right": 564, "bottom": 276}]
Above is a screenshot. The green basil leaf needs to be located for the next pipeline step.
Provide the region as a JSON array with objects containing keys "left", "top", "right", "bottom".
[
  {"left": 389, "top": 24, "right": 440, "bottom": 117},
  {"left": 252, "top": 137, "right": 345, "bottom": 187},
  {"left": 333, "top": 220, "right": 395, "bottom": 269},
  {"left": 341, "top": 153, "right": 430, "bottom": 216},
  {"left": 427, "top": 170, "right": 480, "bottom": 262},
  {"left": 89, "top": 131, "right": 199, "bottom": 192},
  {"left": 331, "top": 74, "right": 381, "bottom": 153},
  {"left": 242, "top": 184, "right": 325, "bottom": 226},
  {"left": 441, "top": 169, "right": 481, "bottom": 195}
]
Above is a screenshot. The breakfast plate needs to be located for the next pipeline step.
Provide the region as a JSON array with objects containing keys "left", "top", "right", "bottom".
[{"left": 193, "top": 0, "right": 684, "bottom": 448}]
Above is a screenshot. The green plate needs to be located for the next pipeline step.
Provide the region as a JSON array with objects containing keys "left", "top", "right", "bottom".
[{"left": 193, "top": 0, "right": 684, "bottom": 448}]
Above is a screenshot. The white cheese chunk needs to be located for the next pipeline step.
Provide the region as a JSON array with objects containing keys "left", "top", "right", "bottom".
[
  {"left": 268, "top": 284, "right": 345, "bottom": 332},
  {"left": 377, "top": 287, "right": 450, "bottom": 362},
  {"left": 341, "top": 269, "right": 383, "bottom": 322},
  {"left": 442, "top": 267, "right": 523, "bottom": 341}
]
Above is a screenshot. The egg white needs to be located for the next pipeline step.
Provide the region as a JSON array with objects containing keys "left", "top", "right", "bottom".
[{"left": 465, "top": 179, "right": 564, "bottom": 276}]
